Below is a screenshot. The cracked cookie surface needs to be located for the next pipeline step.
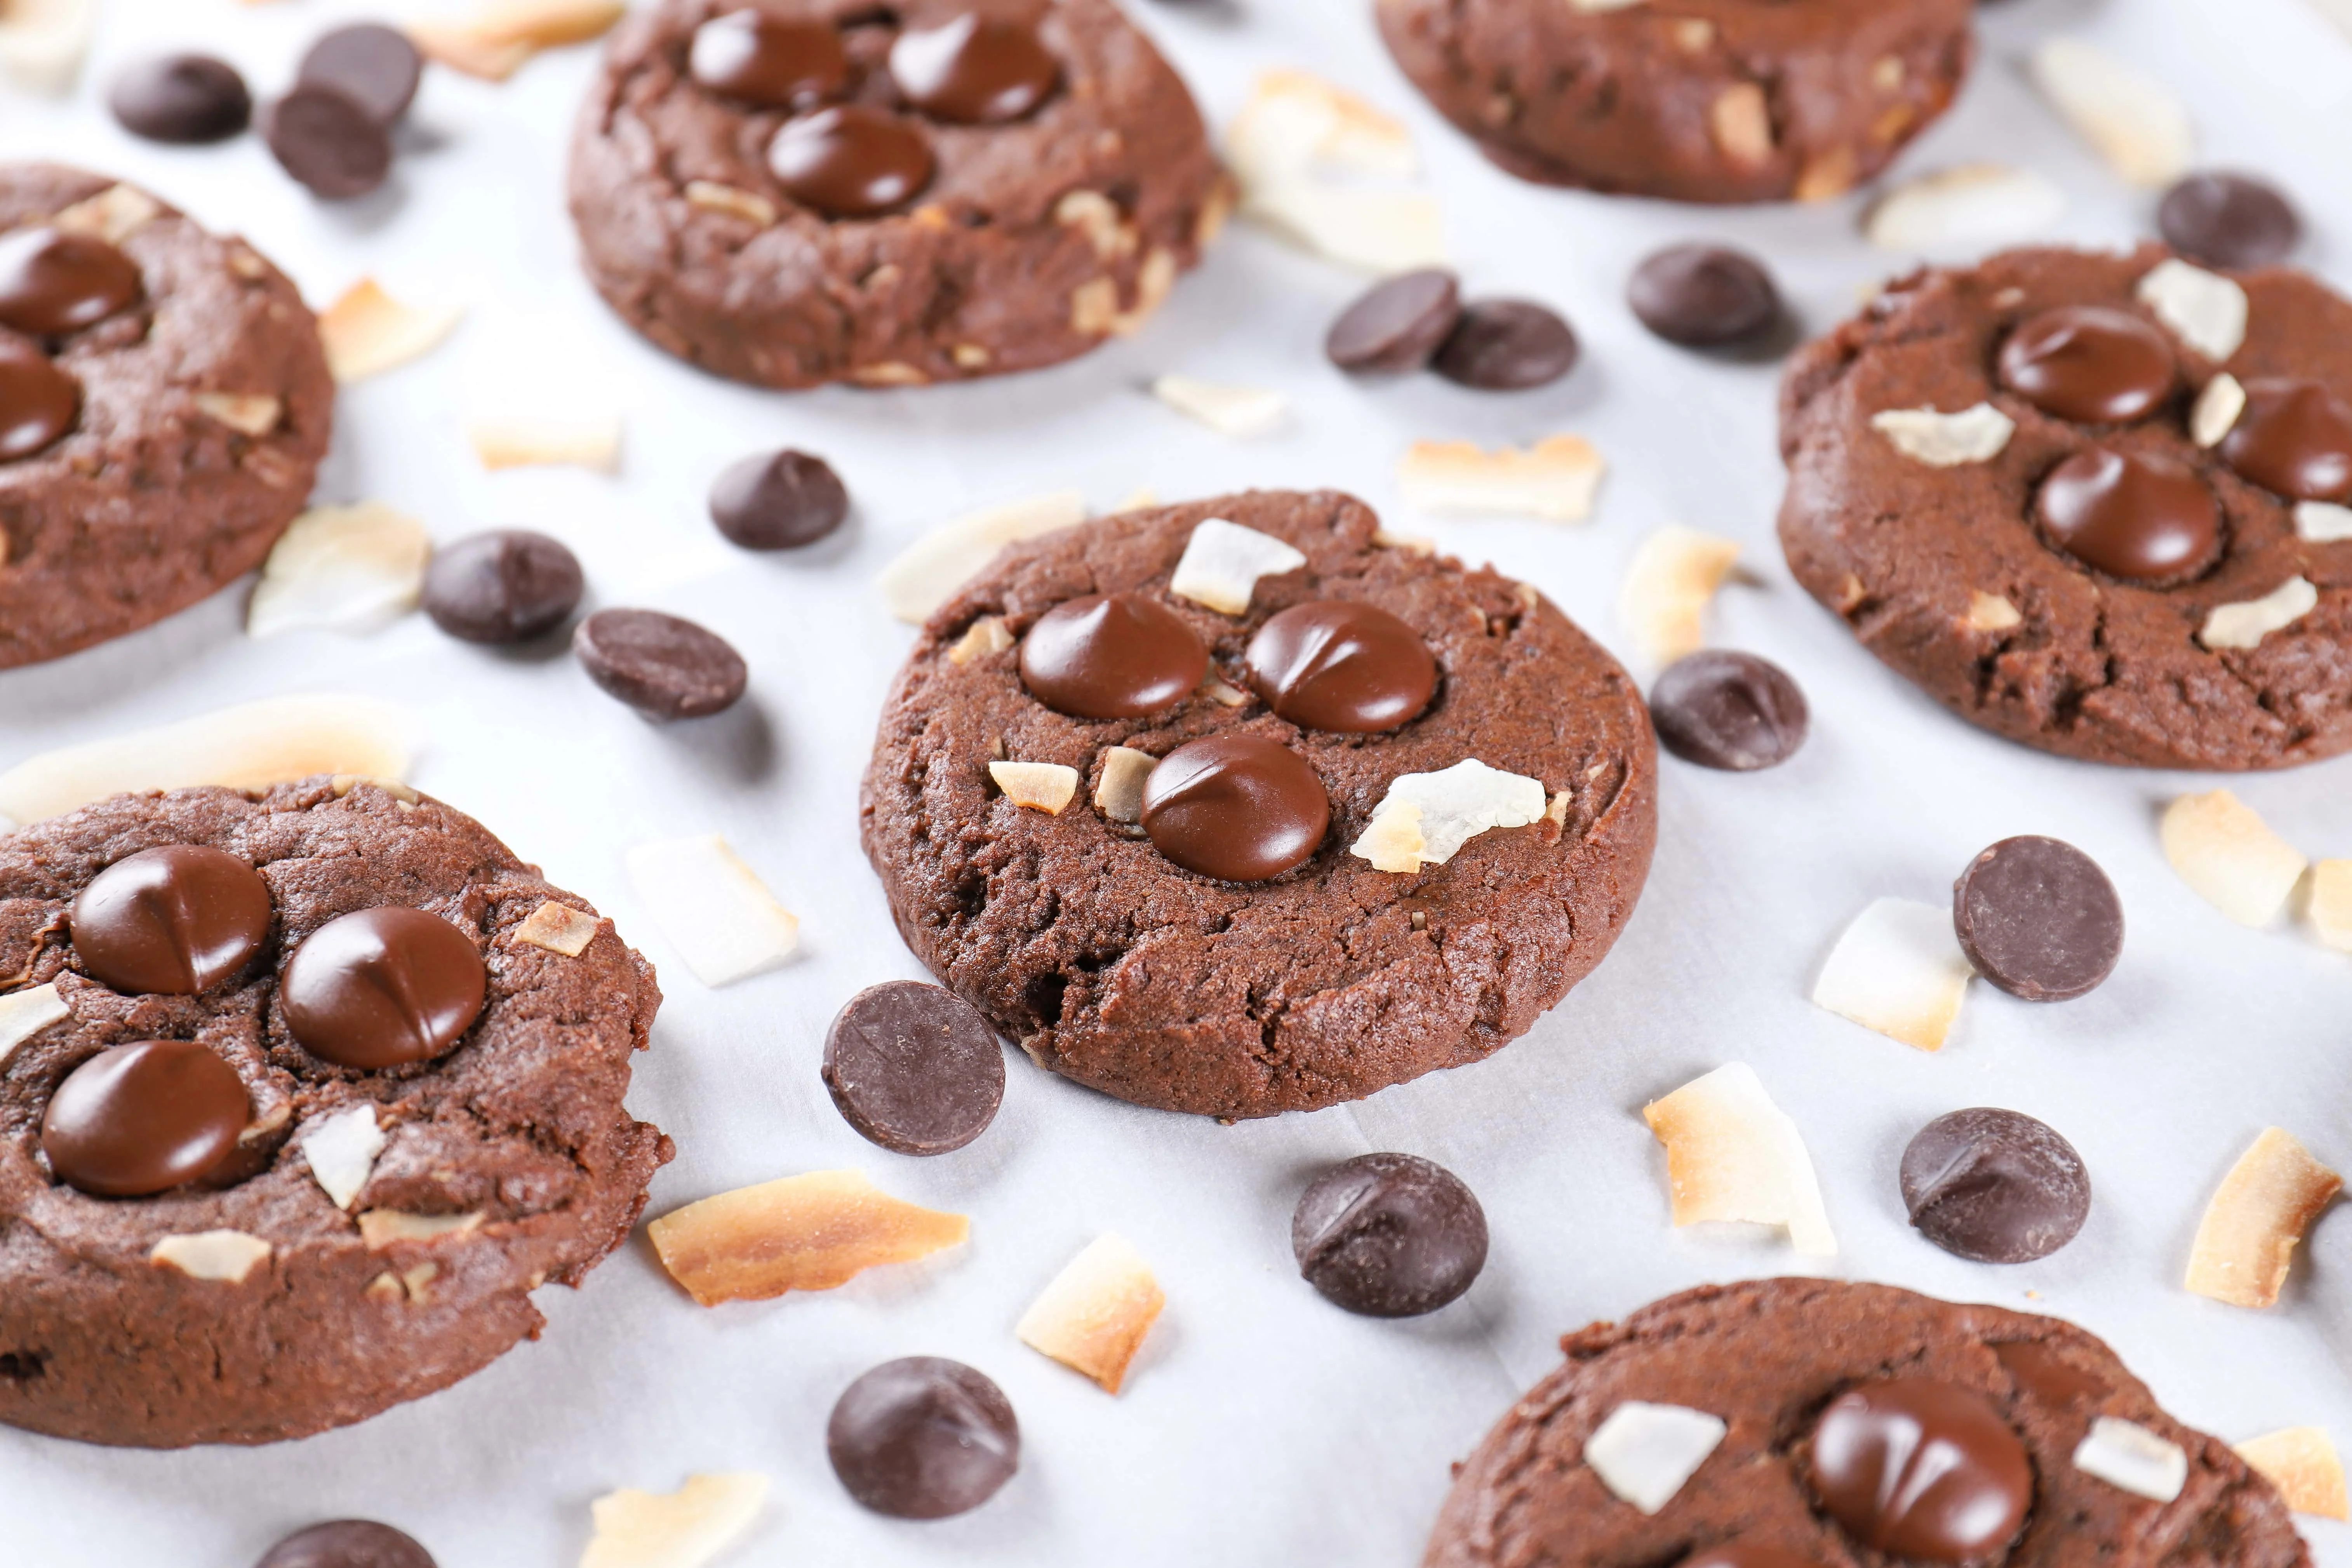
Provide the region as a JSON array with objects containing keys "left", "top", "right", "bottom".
[
  {"left": 0, "top": 163, "right": 332, "bottom": 670},
  {"left": 566, "top": 0, "right": 1226, "bottom": 390},
  {"left": 0, "top": 778, "right": 668, "bottom": 1448},
  {"left": 1779, "top": 245, "right": 2352, "bottom": 769},
  {"left": 859, "top": 490, "right": 1656, "bottom": 1119},
  {"left": 1425, "top": 1278, "right": 2309, "bottom": 1568}
]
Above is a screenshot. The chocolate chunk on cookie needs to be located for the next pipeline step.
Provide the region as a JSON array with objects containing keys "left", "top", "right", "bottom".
[
  {"left": 0, "top": 164, "right": 333, "bottom": 669},
  {"left": 1376, "top": 0, "right": 1973, "bottom": 204},
  {"left": 860, "top": 491, "right": 1656, "bottom": 1118},
  {"left": 566, "top": 0, "right": 1228, "bottom": 390},
  {"left": 1779, "top": 244, "right": 2352, "bottom": 769},
  {"left": 1425, "top": 1278, "right": 2309, "bottom": 1567},
  {"left": 0, "top": 778, "right": 669, "bottom": 1448}
]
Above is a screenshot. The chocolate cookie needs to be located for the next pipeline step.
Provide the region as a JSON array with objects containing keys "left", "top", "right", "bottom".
[
  {"left": 1779, "top": 244, "right": 2352, "bottom": 769},
  {"left": 0, "top": 777, "right": 669, "bottom": 1448},
  {"left": 859, "top": 491, "right": 1656, "bottom": 1119},
  {"left": 1376, "top": 0, "right": 1972, "bottom": 204},
  {"left": 567, "top": 0, "right": 1227, "bottom": 390},
  {"left": 1425, "top": 1278, "right": 2309, "bottom": 1568},
  {"left": 0, "top": 164, "right": 332, "bottom": 669}
]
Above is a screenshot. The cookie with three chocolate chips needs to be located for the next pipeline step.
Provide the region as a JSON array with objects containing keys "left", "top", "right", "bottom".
[
  {"left": 1425, "top": 1278, "right": 2309, "bottom": 1568},
  {"left": 566, "top": 0, "right": 1228, "bottom": 390},
  {"left": 1376, "top": 0, "right": 1973, "bottom": 204},
  {"left": 0, "top": 777, "right": 669, "bottom": 1448},
  {"left": 1779, "top": 244, "right": 2352, "bottom": 769},
  {"left": 0, "top": 163, "right": 332, "bottom": 669},
  {"left": 860, "top": 491, "right": 1656, "bottom": 1119}
]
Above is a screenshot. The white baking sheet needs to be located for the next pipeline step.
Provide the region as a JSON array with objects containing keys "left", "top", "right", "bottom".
[{"left": 5, "top": 0, "right": 2352, "bottom": 1562}]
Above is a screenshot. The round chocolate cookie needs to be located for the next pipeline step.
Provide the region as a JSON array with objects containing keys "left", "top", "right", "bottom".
[
  {"left": 859, "top": 491, "right": 1656, "bottom": 1118},
  {"left": 1425, "top": 1278, "right": 2309, "bottom": 1568},
  {"left": 0, "top": 164, "right": 332, "bottom": 668},
  {"left": 566, "top": 0, "right": 1227, "bottom": 390},
  {"left": 1376, "top": 0, "right": 1973, "bottom": 204},
  {"left": 0, "top": 777, "right": 669, "bottom": 1448},
  {"left": 1779, "top": 244, "right": 2352, "bottom": 769}
]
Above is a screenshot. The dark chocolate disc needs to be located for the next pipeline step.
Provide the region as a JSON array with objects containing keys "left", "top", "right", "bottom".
[
  {"left": 1648, "top": 651, "right": 1809, "bottom": 771},
  {"left": 1018, "top": 593, "right": 1207, "bottom": 720},
  {"left": 689, "top": 11, "right": 848, "bottom": 108},
  {"left": 1291, "top": 1152, "right": 1487, "bottom": 1317},
  {"left": 41, "top": 1041, "right": 250, "bottom": 1198},
  {"left": 2219, "top": 378, "right": 2352, "bottom": 502},
  {"left": 1325, "top": 270, "right": 1461, "bottom": 375},
  {"left": 281, "top": 907, "right": 488, "bottom": 1070},
  {"left": 421, "top": 530, "right": 585, "bottom": 645},
  {"left": 768, "top": 105, "right": 934, "bottom": 218},
  {"left": 1244, "top": 600, "right": 1436, "bottom": 733},
  {"left": 2157, "top": 172, "right": 2302, "bottom": 271},
  {"left": 574, "top": 609, "right": 749, "bottom": 720},
  {"left": 1900, "top": 1107, "right": 2092, "bottom": 1264},
  {"left": 1995, "top": 306, "right": 2176, "bottom": 424},
  {"left": 828, "top": 1357, "right": 1019, "bottom": 1519},
  {"left": 708, "top": 448, "right": 851, "bottom": 549},
  {"left": 296, "top": 24, "right": 423, "bottom": 127},
  {"left": 1431, "top": 299, "right": 1578, "bottom": 391},
  {"left": 2034, "top": 446, "right": 2220, "bottom": 583},
  {"left": 1627, "top": 244, "right": 1780, "bottom": 347},
  {"left": 1952, "top": 835, "right": 2123, "bottom": 1001},
  {"left": 0, "top": 333, "right": 77, "bottom": 463},
  {"left": 0, "top": 228, "right": 142, "bottom": 337},
  {"left": 255, "top": 1519, "right": 438, "bottom": 1568},
  {"left": 70, "top": 844, "right": 274, "bottom": 995},
  {"left": 822, "top": 981, "right": 1005, "bottom": 1156},
  {"left": 1139, "top": 734, "right": 1329, "bottom": 882},
  {"left": 1808, "top": 1378, "right": 2032, "bottom": 1561},
  {"left": 110, "top": 54, "right": 254, "bottom": 144},
  {"left": 889, "top": 14, "right": 1059, "bottom": 125}
]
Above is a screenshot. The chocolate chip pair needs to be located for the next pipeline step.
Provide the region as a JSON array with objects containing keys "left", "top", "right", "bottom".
[
  {"left": 262, "top": 24, "right": 425, "bottom": 200},
  {"left": 1326, "top": 269, "right": 1578, "bottom": 391}
]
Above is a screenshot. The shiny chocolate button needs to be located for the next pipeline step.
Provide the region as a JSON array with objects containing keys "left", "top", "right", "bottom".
[
  {"left": 1809, "top": 1377, "right": 2031, "bottom": 1561},
  {"left": 2220, "top": 377, "right": 2352, "bottom": 502},
  {"left": 1244, "top": 601, "right": 1436, "bottom": 733},
  {"left": 889, "top": 13, "right": 1059, "bottom": 124},
  {"left": 70, "top": 844, "right": 274, "bottom": 995},
  {"left": 281, "top": 907, "right": 487, "bottom": 1070},
  {"left": 690, "top": 11, "right": 848, "bottom": 108},
  {"left": 1141, "top": 734, "right": 1329, "bottom": 882},
  {"left": 2034, "top": 447, "right": 2220, "bottom": 583},
  {"left": 1996, "top": 306, "right": 2176, "bottom": 425},
  {"left": 42, "top": 1041, "right": 250, "bottom": 1197},
  {"left": 1019, "top": 593, "right": 1207, "bottom": 719},
  {"left": 0, "top": 333, "right": 76, "bottom": 463},
  {"left": 0, "top": 228, "right": 142, "bottom": 337},
  {"left": 769, "top": 105, "right": 934, "bottom": 218}
]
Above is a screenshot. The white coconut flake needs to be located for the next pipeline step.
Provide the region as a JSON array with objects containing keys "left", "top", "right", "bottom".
[
  {"left": 1870, "top": 404, "right": 2016, "bottom": 467},
  {"left": 1617, "top": 526, "right": 1740, "bottom": 667},
  {"left": 1813, "top": 897, "right": 1972, "bottom": 1051},
  {"left": 878, "top": 490, "right": 1088, "bottom": 625},
  {"left": 1241, "top": 181, "right": 1449, "bottom": 274},
  {"left": 0, "top": 0, "right": 96, "bottom": 93},
  {"left": 623, "top": 834, "right": 800, "bottom": 987},
  {"left": 2138, "top": 259, "right": 2248, "bottom": 363},
  {"left": 150, "top": 1231, "right": 273, "bottom": 1283},
  {"left": 1226, "top": 69, "right": 1419, "bottom": 184},
  {"left": 2199, "top": 576, "right": 2317, "bottom": 651},
  {"left": 2161, "top": 790, "right": 2307, "bottom": 929},
  {"left": 1865, "top": 165, "right": 2065, "bottom": 253},
  {"left": 1350, "top": 760, "right": 1548, "bottom": 873},
  {"left": 0, "top": 983, "right": 69, "bottom": 1069},
  {"left": 1150, "top": 376, "right": 1288, "bottom": 439},
  {"left": 2029, "top": 38, "right": 2194, "bottom": 188},
  {"left": 2075, "top": 1417, "right": 2189, "bottom": 1503},
  {"left": 247, "top": 504, "right": 432, "bottom": 639},
  {"left": 301, "top": 1105, "right": 387, "bottom": 1211},
  {"left": 1641, "top": 1062, "right": 1837, "bottom": 1256},
  {"left": 1396, "top": 436, "right": 1606, "bottom": 522},
  {"left": 2190, "top": 373, "right": 2247, "bottom": 448},
  {"left": 1169, "top": 517, "right": 1308, "bottom": 616},
  {"left": 1584, "top": 1402, "right": 1727, "bottom": 1515},
  {"left": 2295, "top": 501, "right": 2352, "bottom": 544}
]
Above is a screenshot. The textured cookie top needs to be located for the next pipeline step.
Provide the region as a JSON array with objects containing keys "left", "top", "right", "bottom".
[
  {"left": 1779, "top": 244, "right": 2352, "bottom": 769},
  {"left": 0, "top": 778, "right": 662, "bottom": 1287},
  {"left": 0, "top": 163, "right": 332, "bottom": 668},
  {"left": 860, "top": 491, "right": 1656, "bottom": 1118},
  {"left": 1425, "top": 1278, "right": 2309, "bottom": 1568}
]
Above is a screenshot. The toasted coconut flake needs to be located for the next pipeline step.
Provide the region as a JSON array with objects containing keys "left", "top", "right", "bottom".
[
  {"left": 2029, "top": 38, "right": 2194, "bottom": 188},
  {"left": 1169, "top": 517, "right": 1308, "bottom": 616},
  {"left": 878, "top": 490, "right": 1088, "bottom": 624},
  {"left": 300, "top": 1105, "right": 386, "bottom": 1211},
  {"left": 411, "top": 24, "right": 534, "bottom": 78},
  {"left": 1871, "top": 403, "right": 2016, "bottom": 466},
  {"left": 247, "top": 503, "right": 432, "bottom": 639},
  {"left": 1397, "top": 435, "right": 1605, "bottom": 522},
  {"left": 2075, "top": 1417, "right": 2189, "bottom": 1502},
  {"left": 990, "top": 761, "right": 1080, "bottom": 815},
  {"left": 2191, "top": 373, "right": 2247, "bottom": 448},
  {"left": 1812, "top": 897, "right": 1972, "bottom": 1051},
  {"left": 514, "top": 900, "right": 600, "bottom": 957},
  {"left": 1708, "top": 84, "right": 1773, "bottom": 165},
  {"left": 684, "top": 181, "right": 777, "bottom": 227},
  {"left": 623, "top": 834, "right": 800, "bottom": 987},
  {"left": 468, "top": 411, "right": 621, "bottom": 472},
  {"left": 1202, "top": 675, "right": 1251, "bottom": 707},
  {"left": 1056, "top": 189, "right": 1136, "bottom": 259},
  {"left": 1618, "top": 526, "right": 1740, "bottom": 666},
  {"left": 151, "top": 1230, "right": 272, "bottom": 1283},
  {"left": 948, "top": 616, "right": 1015, "bottom": 665},
  {"left": 0, "top": 694, "right": 416, "bottom": 827},
  {"left": 1227, "top": 68, "right": 1417, "bottom": 184},
  {"left": 412, "top": 0, "right": 623, "bottom": 80},
  {"left": 2186, "top": 1127, "right": 2341, "bottom": 1308},
  {"left": 1242, "top": 181, "right": 1448, "bottom": 274},
  {"left": 2310, "top": 861, "right": 2352, "bottom": 953},
  {"left": 1351, "top": 760, "right": 1547, "bottom": 873},
  {"left": 646, "top": 1169, "right": 969, "bottom": 1306},
  {"left": 320, "top": 280, "right": 463, "bottom": 384},
  {"left": 2235, "top": 1428, "right": 2350, "bottom": 1519},
  {"left": 1016, "top": 1233, "right": 1166, "bottom": 1394},
  {"left": 1641, "top": 1062, "right": 1836, "bottom": 1256},
  {"left": 194, "top": 392, "right": 284, "bottom": 437},
  {"left": 1966, "top": 592, "right": 2023, "bottom": 632},
  {"left": 0, "top": 982, "right": 69, "bottom": 1068},
  {"left": 50, "top": 183, "right": 161, "bottom": 244},
  {"left": 358, "top": 1210, "right": 486, "bottom": 1249},
  {"left": 581, "top": 1473, "right": 771, "bottom": 1568},
  {"left": 0, "top": 0, "right": 96, "bottom": 93},
  {"left": 1093, "top": 747, "right": 1156, "bottom": 825},
  {"left": 1150, "top": 375, "right": 1288, "bottom": 439},
  {"left": 1585, "top": 1402, "right": 1727, "bottom": 1514},
  {"left": 2161, "top": 790, "right": 2307, "bottom": 927},
  {"left": 1866, "top": 164, "right": 2065, "bottom": 253},
  {"left": 2295, "top": 501, "right": 2352, "bottom": 543},
  {"left": 2138, "top": 259, "right": 2248, "bottom": 362}
]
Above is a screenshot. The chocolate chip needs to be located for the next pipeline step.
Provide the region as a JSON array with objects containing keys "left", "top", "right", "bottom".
[
  {"left": 574, "top": 608, "right": 749, "bottom": 720},
  {"left": 281, "top": 907, "right": 488, "bottom": 1070},
  {"left": 2219, "top": 377, "right": 2352, "bottom": 502},
  {"left": 689, "top": 12, "right": 849, "bottom": 108},
  {"left": 69, "top": 844, "right": 274, "bottom": 995},
  {"left": 1627, "top": 244, "right": 1780, "bottom": 347},
  {"left": 297, "top": 24, "right": 424, "bottom": 127},
  {"left": 823, "top": 981, "right": 1006, "bottom": 1156},
  {"left": 1680, "top": 1551, "right": 1820, "bottom": 1568},
  {"left": 0, "top": 228, "right": 143, "bottom": 337},
  {"left": 889, "top": 13, "right": 1060, "bottom": 125},
  {"left": 1326, "top": 269, "right": 1461, "bottom": 374},
  {"left": 1244, "top": 600, "right": 1437, "bottom": 733},
  {"left": 1018, "top": 593, "right": 1207, "bottom": 720},
  {"left": 1808, "top": 1378, "right": 2031, "bottom": 1560},
  {"left": 1431, "top": 299, "right": 1578, "bottom": 391},
  {"left": 42, "top": 1041, "right": 251, "bottom": 1198},
  {"left": 421, "top": 530, "right": 584, "bottom": 644},
  {"left": 1996, "top": 306, "right": 2176, "bottom": 424},
  {"left": 828, "top": 1357, "right": 1019, "bottom": 1519},
  {"left": 256, "top": 1520, "right": 437, "bottom": 1568},
  {"left": 0, "top": 334, "right": 78, "bottom": 463},
  {"left": 1141, "top": 733, "right": 1329, "bottom": 882},
  {"left": 2157, "top": 172, "right": 2302, "bottom": 271},
  {"left": 1952, "top": 836, "right": 2123, "bottom": 1001},
  {"left": 708, "top": 448, "right": 850, "bottom": 549},
  {"left": 262, "top": 86, "right": 395, "bottom": 200},
  {"left": 110, "top": 54, "right": 253, "bottom": 144},
  {"left": 769, "top": 105, "right": 935, "bottom": 218},
  {"left": 1900, "top": 1108, "right": 2091, "bottom": 1264},
  {"left": 2034, "top": 446, "right": 2219, "bottom": 583},
  {"left": 1291, "top": 1152, "right": 1487, "bottom": 1317},
  {"left": 1648, "top": 651, "right": 1808, "bottom": 771}
]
